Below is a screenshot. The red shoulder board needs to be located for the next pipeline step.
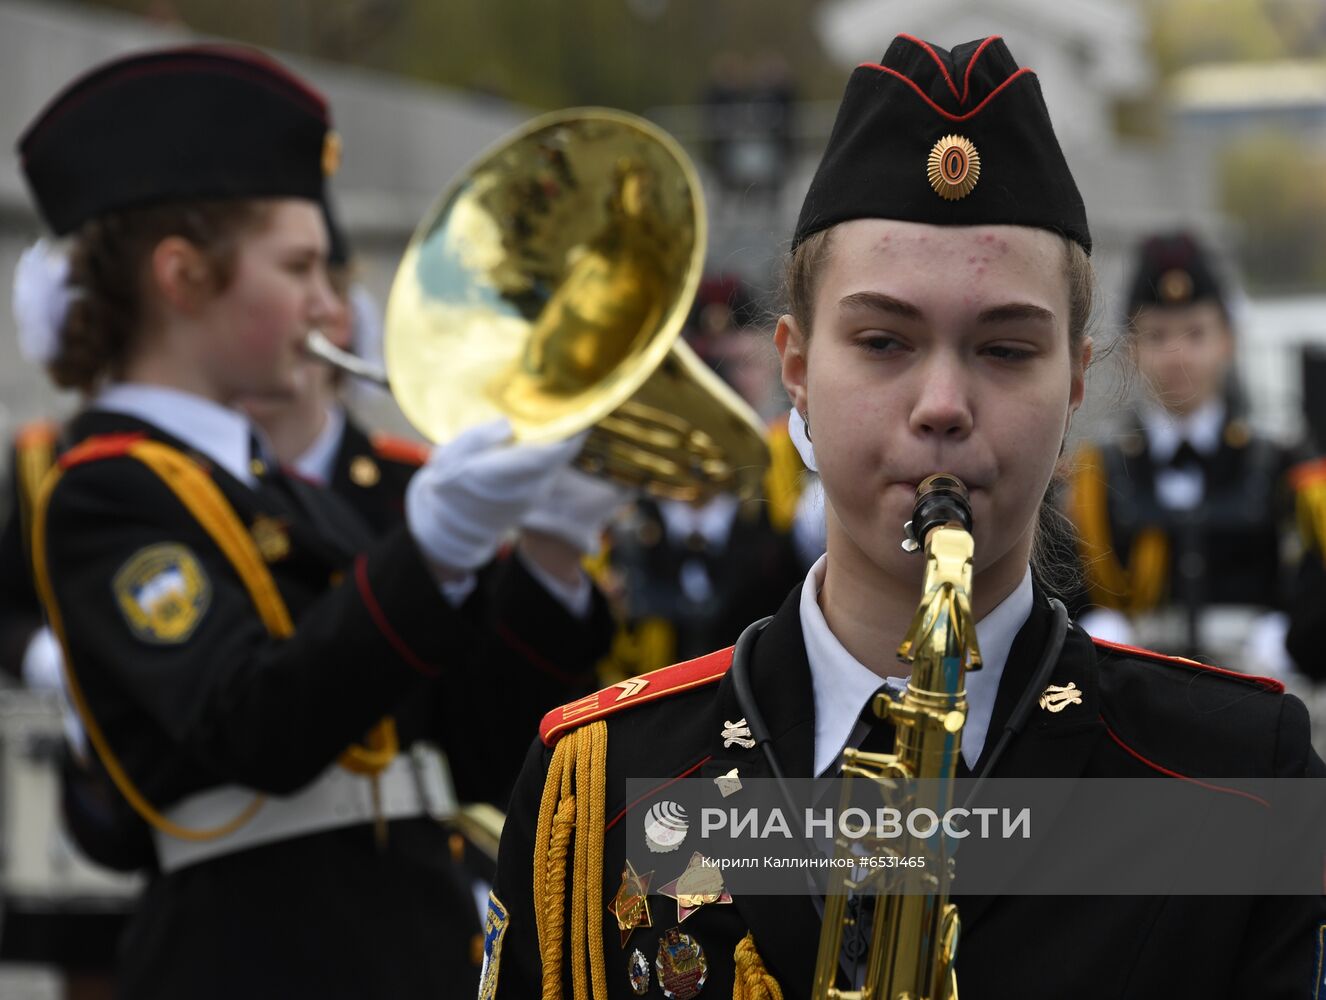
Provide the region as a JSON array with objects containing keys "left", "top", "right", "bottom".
[
  {"left": 540, "top": 646, "right": 734, "bottom": 746},
  {"left": 1289, "top": 457, "right": 1326, "bottom": 491},
  {"left": 58, "top": 433, "right": 148, "bottom": 470},
  {"left": 371, "top": 433, "right": 429, "bottom": 467},
  {"left": 1091, "top": 637, "right": 1284, "bottom": 694},
  {"left": 15, "top": 420, "right": 58, "bottom": 451}
]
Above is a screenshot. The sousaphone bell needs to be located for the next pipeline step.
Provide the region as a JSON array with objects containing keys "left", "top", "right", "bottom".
[{"left": 373, "top": 107, "right": 770, "bottom": 502}]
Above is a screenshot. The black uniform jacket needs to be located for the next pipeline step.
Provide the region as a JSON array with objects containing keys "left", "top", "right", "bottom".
[
  {"left": 1072, "top": 412, "right": 1298, "bottom": 616},
  {"left": 40, "top": 408, "right": 610, "bottom": 1000},
  {"left": 492, "top": 582, "right": 1325, "bottom": 1000},
  {"left": 0, "top": 420, "right": 59, "bottom": 677},
  {"left": 325, "top": 417, "right": 424, "bottom": 537},
  {"left": 1286, "top": 457, "right": 1326, "bottom": 680},
  {"left": 608, "top": 496, "right": 806, "bottom": 668}
]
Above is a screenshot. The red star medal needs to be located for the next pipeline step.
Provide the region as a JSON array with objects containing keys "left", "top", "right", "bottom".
[
  {"left": 657, "top": 852, "right": 733, "bottom": 923},
  {"left": 608, "top": 861, "right": 654, "bottom": 947}
]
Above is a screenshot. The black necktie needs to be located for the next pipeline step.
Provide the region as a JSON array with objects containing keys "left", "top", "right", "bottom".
[
  {"left": 856, "top": 686, "right": 897, "bottom": 756},
  {"left": 1169, "top": 439, "right": 1202, "bottom": 471}
]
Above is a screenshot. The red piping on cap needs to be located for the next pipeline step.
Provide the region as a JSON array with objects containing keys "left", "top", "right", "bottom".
[
  {"left": 856, "top": 63, "right": 1034, "bottom": 124},
  {"left": 23, "top": 46, "right": 327, "bottom": 149},
  {"left": 897, "top": 33, "right": 962, "bottom": 103},
  {"left": 960, "top": 35, "right": 1004, "bottom": 105}
]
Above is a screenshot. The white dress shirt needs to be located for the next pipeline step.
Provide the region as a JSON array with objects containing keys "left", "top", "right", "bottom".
[
  {"left": 290, "top": 405, "right": 346, "bottom": 486},
  {"left": 1141, "top": 399, "right": 1224, "bottom": 511},
  {"left": 802, "top": 555, "right": 1033, "bottom": 777},
  {"left": 94, "top": 383, "right": 261, "bottom": 485}
]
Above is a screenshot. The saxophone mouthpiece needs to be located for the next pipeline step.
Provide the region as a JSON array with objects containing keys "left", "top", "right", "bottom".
[{"left": 904, "top": 474, "right": 972, "bottom": 550}]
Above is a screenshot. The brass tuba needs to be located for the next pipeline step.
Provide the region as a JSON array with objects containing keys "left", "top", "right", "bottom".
[
  {"left": 812, "top": 475, "right": 982, "bottom": 1000},
  {"left": 321, "top": 107, "right": 770, "bottom": 503}
]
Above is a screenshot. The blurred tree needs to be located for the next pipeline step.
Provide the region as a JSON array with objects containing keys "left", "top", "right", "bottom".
[
  {"left": 65, "top": 0, "right": 842, "bottom": 110},
  {"left": 1150, "top": 0, "right": 1326, "bottom": 74},
  {"left": 1218, "top": 130, "right": 1326, "bottom": 293}
]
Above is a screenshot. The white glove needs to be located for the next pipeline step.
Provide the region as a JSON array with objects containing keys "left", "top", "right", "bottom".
[
  {"left": 406, "top": 418, "right": 586, "bottom": 572},
  {"left": 21, "top": 627, "right": 89, "bottom": 761},
  {"left": 21, "top": 626, "right": 64, "bottom": 690},
  {"left": 521, "top": 466, "right": 633, "bottom": 556}
]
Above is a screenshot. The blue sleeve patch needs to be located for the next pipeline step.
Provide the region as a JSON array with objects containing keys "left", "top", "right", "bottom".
[
  {"left": 478, "top": 890, "right": 509, "bottom": 999},
  {"left": 1315, "top": 921, "right": 1326, "bottom": 1000}
]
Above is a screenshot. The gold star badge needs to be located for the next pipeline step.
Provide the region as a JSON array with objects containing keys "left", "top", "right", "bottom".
[
  {"left": 657, "top": 852, "right": 732, "bottom": 924},
  {"left": 607, "top": 861, "right": 653, "bottom": 948},
  {"left": 927, "top": 134, "right": 980, "bottom": 201}
]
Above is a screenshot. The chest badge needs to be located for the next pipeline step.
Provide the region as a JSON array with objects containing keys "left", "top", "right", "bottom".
[
  {"left": 349, "top": 454, "right": 380, "bottom": 487},
  {"left": 608, "top": 861, "right": 654, "bottom": 947},
  {"left": 1038, "top": 681, "right": 1084, "bottom": 713},
  {"left": 721, "top": 719, "right": 756, "bottom": 750},
  {"left": 713, "top": 768, "right": 742, "bottom": 798},
  {"left": 655, "top": 927, "right": 708, "bottom": 999},
  {"left": 658, "top": 852, "right": 733, "bottom": 924},
  {"left": 628, "top": 947, "right": 651, "bottom": 995},
  {"left": 250, "top": 515, "right": 291, "bottom": 563}
]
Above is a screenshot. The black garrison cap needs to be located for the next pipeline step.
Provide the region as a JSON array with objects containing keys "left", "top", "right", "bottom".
[
  {"left": 19, "top": 45, "right": 336, "bottom": 235},
  {"left": 1125, "top": 232, "right": 1226, "bottom": 317},
  {"left": 794, "top": 34, "right": 1091, "bottom": 253}
]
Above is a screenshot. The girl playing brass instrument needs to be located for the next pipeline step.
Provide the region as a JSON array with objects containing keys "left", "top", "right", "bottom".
[
  {"left": 489, "top": 33, "right": 1324, "bottom": 1000},
  {"left": 17, "top": 45, "right": 620, "bottom": 999}
]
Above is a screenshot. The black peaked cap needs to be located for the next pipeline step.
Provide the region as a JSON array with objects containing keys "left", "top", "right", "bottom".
[
  {"left": 794, "top": 35, "right": 1091, "bottom": 253},
  {"left": 19, "top": 45, "right": 334, "bottom": 235}
]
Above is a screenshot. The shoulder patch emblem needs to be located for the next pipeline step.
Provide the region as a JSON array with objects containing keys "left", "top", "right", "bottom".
[
  {"left": 477, "top": 890, "right": 509, "bottom": 999},
  {"left": 113, "top": 543, "right": 211, "bottom": 644}
]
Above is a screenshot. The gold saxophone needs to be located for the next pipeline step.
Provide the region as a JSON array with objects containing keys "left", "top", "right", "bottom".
[{"left": 812, "top": 474, "right": 982, "bottom": 1000}]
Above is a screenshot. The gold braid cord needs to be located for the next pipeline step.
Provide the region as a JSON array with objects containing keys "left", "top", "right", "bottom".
[
  {"left": 32, "top": 439, "right": 395, "bottom": 842},
  {"left": 1295, "top": 478, "right": 1326, "bottom": 559},
  {"left": 762, "top": 419, "right": 805, "bottom": 536},
  {"left": 533, "top": 721, "right": 608, "bottom": 1000},
  {"left": 1069, "top": 443, "right": 1168, "bottom": 613},
  {"left": 733, "top": 932, "right": 784, "bottom": 999}
]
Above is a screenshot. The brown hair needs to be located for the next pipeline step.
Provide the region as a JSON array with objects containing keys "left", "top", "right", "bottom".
[
  {"left": 782, "top": 225, "right": 1099, "bottom": 598},
  {"left": 51, "top": 199, "right": 272, "bottom": 393}
]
